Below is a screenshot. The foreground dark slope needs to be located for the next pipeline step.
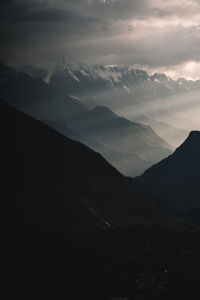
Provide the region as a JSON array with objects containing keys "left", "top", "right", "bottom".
[
  {"left": 135, "top": 131, "right": 200, "bottom": 212},
  {"left": 2, "top": 100, "right": 170, "bottom": 235},
  {"left": 2, "top": 99, "right": 200, "bottom": 299}
]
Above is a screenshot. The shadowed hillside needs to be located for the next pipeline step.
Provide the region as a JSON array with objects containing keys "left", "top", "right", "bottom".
[
  {"left": 135, "top": 131, "right": 200, "bottom": 212},
  {"left": 2, "top": 100, "right": 170, "bottom": 237}
]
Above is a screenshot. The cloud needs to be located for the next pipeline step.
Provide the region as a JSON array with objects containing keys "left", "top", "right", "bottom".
[
  {"left": 0, "top": 0, "right": 200, "bottom": 79},
  {"left": 143, "top": 61, "right": 200, "bottom": 80}
]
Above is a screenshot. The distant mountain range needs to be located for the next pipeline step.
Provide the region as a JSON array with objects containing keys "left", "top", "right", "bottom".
[
  {"left": 0, "top": 62, "right": 172, "bottom": 177},
  {"left": 65, "top": 105, "right": 172, "bottom": 176},
  {"left": 135, "top": 131, "right": 200, "bottom": 212},
  {"left": 49, "top": 63, "right": 200, "bottom": 137},
  {"left": 132, "top": 114, "right": 189, "bottom": 147},
  {"left": 49, "top": 64, "right": 200, "bottom": 99},
  {"left": 41, "top": 104, "right": 172, "bottom": 177},
  {"left": 2, "top": 100, "right": 171, "bottom": 235}
]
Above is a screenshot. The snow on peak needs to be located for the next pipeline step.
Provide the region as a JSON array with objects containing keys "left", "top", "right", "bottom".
[
  {"left": 94, "top": 67, "right": 122, "bottom": 83},
  {"left": 123, "top": 85, "right": 130, "bottom": 93}
]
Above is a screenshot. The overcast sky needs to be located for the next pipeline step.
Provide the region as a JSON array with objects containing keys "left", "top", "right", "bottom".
[{"left": 1, "top": 0, "right": 200, "bottom": 79}]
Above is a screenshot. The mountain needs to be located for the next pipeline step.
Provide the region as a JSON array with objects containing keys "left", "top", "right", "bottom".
[
  {"left": 0, "top": 62, "right": 172, "bottom": 177},
  {"left": 0, "top": 61, "right": 59, "bottom": 110},
  {"left": 49, "top": 64, "right": 200, "bottom": 135},
  {"left": 67, "top": 105, "right": 172, "bottom": 176},
  {"left": 38, "top": 104, "right": 172, "bottom": 177},
  {"left": 2, "top": 100, "right": 171, "bottom": 236},
  {"left": 132, "top": 114, "right": 189, "bottom": 147},
  {"left": 49, "top": 63, "right": 200, "bottom": 103},
  {"left": 9, "top": 61, "right": 199, "bottom": 135},
  {"left": 42, "top": 119, "right": 78, "bottom": 140},
  {"left": 0, "top": 62, "right": 88, "bottom": 121},
  {"left": 16, "top": 64, "right": 48, "bottom": 80},
  {"left": 135, "top": 131, "right": 200, "bottom": 212},
  {"left": 3, "top": 101, "right": 200, "bottom": 300}
]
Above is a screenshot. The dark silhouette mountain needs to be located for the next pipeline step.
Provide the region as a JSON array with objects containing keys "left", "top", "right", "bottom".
[
  {"left": 2, "top": 100, "right": 171, "bottom": 236},
  {"left": 182, "top": 208, "right": 200, "bottom": 226},
  {"left": 42, "top": 119, "right": 78, "bottom": 140},
  {"left": 2, "top": 61, "right": 200, "bottom": 299},
  {"left": 135, "top": 131, "right": 200, "bottom": 211}
]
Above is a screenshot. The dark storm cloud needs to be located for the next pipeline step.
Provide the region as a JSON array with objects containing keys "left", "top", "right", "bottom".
[
  {"left": 0, "top": 0, "right": 200, "bottom": 78},
  {"left": 0, "top": 0, "right": 91, "bottom": 24},
  {"left": 0, "top": 0, "right": 97, "bottom": 60}
]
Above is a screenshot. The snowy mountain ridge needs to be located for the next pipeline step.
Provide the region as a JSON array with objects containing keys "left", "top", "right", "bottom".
[{"left": 51, "top": 63, "right": 200, "bottom": 92}]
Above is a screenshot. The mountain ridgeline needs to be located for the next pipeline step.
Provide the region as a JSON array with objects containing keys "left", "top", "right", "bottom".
[
  {"left": 3, "top": 100, "right": 200, "bottom": 300},
  {"left": 49, "top": 63, "right": 200, "bottom": 135},
  {"left": 2, "top": 63, "right": 200, "bottom": 299},
  {"left": 0, "top": 62, "right": 172, "bottom": 177},
  {"left": 132, "top": 114, "right": 189, "bottom": 147},
  {"left": 2, "top": 100, "right": 171, "bottom": 235},
  {"left": 135, "top": 131, "right": 200, "bottom": 212},
  {"left": 66, "top": 105, "right": 172, "bottom": 176},
  {"left": 50, "top": 64, "right": 200, "bottom": 100}
]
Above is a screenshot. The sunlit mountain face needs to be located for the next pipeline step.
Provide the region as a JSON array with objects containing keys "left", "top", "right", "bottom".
[{"left": 1, "top": 1, "right": 200, "bottom": 299}]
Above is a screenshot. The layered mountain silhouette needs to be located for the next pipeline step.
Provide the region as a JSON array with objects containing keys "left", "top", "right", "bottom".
[
  {"left": 40, "top": 102, "right": 172, "bottom": 176},
  {"left": 2, "top": 61, "right": 200, "bottom": 298},
  {"left": 0, "top": 62, "right": 172, "bottom": 177},
  {"left": 132, "top": 114, "right": 189, "bottom": 147},
  {"left": 67, "top": 105, "right": 172, "bottom": 176},
  {"left": 49, "top": 63, "right": 200, "bottom": 136},
  {"left": 135, "top": 131, "right": 200, "bottom": 212},
  {"left": 2, "top": 100, "right": 171, "bottom": 236},
  {"left": 42, "top": 119, "right": 78, "bottom": 140}
]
